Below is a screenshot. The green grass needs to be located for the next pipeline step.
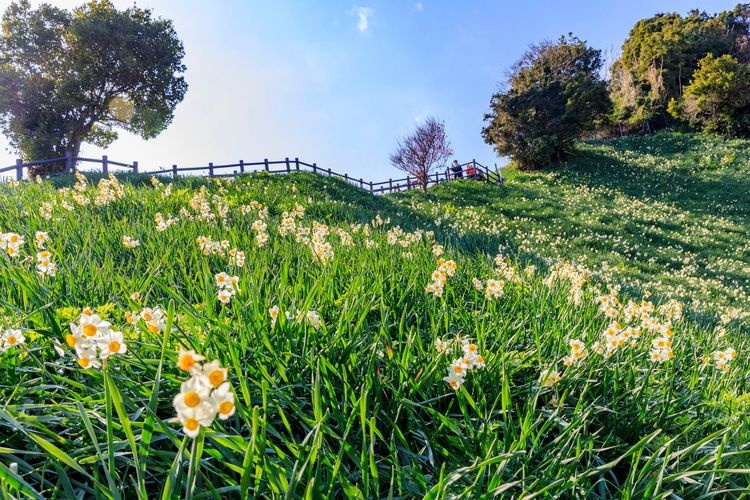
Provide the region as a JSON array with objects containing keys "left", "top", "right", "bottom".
[
  {"left": 0, "top": 135, "right": 748, "bottom": 498},
  {"left": 394, "top": 130, "right": 750, "bottom": 323}
]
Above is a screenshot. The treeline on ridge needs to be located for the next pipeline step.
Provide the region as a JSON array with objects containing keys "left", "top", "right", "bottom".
[{"left": 483, "top": 4, "right": 750, "bottom": 170}]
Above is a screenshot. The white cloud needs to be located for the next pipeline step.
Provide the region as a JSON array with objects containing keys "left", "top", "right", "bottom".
[
  {"left": 416, "top": 3, "right": 424, "bottom": 12},
  {"left": 348, "top": 6, "right": 373, "bottom": 32}
]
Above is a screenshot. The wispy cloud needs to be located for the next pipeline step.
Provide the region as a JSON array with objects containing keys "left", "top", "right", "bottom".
[
  {"left": 348, "top": 5, "right": 374, "bottom": 32},
  {"left": 416, "top": 3, "right": 424, "bottom": 12}
]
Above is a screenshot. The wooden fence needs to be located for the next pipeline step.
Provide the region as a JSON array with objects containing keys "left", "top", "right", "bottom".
[{"left": 0, "top": 152, "right": 502, "bottom": 194}]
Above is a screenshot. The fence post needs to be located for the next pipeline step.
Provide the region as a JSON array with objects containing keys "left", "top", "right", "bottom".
[
  {"left": 264, "top": 159, "right": 269, "bottom": 172},
  {"left": 133, "top": 161, "right": 138, "bottom": 174},
  {"left": 434, "top": 171, "right": 439, "bottom": 185},
  {"left": 360, "top": 178, "right": 363, "bottom": 188},
  {"left": 407, "top": 175, "right": 411, "bottom": 189},
  {"left": 344, "top": 173, "right": 348, "bottom": 182},
  {"left": 102, "top": 155, "right": 108, "bottom": 175},
  {"left": 172, "top": 164, "right": 177, "bottom": 177},
  {"left": 285, "top": 157, "right": 290, "bottom": 173},
  {"left": 389, "top": 178, "right": 392, "bottom": 192},
  {"left": 295, "top": 157, "right": 299, "bottom": 171},
  {"left": 327, "top": 168, "right": 331, "bottom": 176},
  {"left": 239, "top": 160, "right": 245, "bottom": 174},
  {"left": 369, "top": 181, "right": 373, "bottom": 192},
  {"left": 209, "top": 162, "right": 214, "bottom": 177},
  {"left": 15, "top": 159, "right": 23, "bottom": 181},
  {"left": 65, "top": 151, "right": 73, "bottom": 173},
  {"left": 312, "top": 162, "right": 317, "bottom": 173}
]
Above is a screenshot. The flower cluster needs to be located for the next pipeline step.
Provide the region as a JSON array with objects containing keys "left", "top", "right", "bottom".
[
  {"left": 310, "top": 222, "right": 334, "bottom": 265},
  {"left": 425, "top": 259, "right": 456, "bottom": 297},
  {"left": 67, "top": 310, "right": 126, "bottom": 369},
  {"left": 252, "top": 220, "right": 268, "bottom": 246},
  {"left": 35, "top": 231, "right": 49, "bottom": 249},
  {"left": 563, "top": 339, "right": 588, "bottom": 366},
  {"left": 712, "top": 347, "right": 737, "bottom": 371},
  {"left": 1, "top": 329, "right": 25, "bottom": 352},
  {"left": 544, "top": 261, "right": 588, "bottom": 305},
  {"left": 94, "top": 175, "right": 126, "bottom": 206},
  {"left": 649, "top": 335, "right": 673, "bottom": 363},
  {"left": 123, "top": 235, "right": 140, "bottom": 248},
  {"left": 215, "top": 272, "right": 240, "bottom": 304},
  {"left": 268, "top": 305, "right": 322, "bottom": 330},
  {"left": 0, "top": 232, "right": 24, "bottom": 258},
  {"left": 438, "top": 337, "right": 486, "bottom": 390},
  {"left": 173, "top": 349, "right": 235, "bottom": 438},
  {"left": 126, "top": 306, "right": 167, "bottom": 334},
  {"left": 484, "top": 278, "right": 505, "bottom": 299},
  {"left": 36, "top": 249, "right": 56, "bottom": 277},
  {"left": 540, "top": 368, "right": 562, "bottom": 388},
  {"left": 155, "top": 212, "right": 179, "bottom": 232}
]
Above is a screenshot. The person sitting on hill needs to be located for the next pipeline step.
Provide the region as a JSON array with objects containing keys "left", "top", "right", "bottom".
[
  {"left": 450, "top": 160, "right": 463, "bottom": 179},
  {"left": 466, "top": 163, "right": 476, "bottom": 179}
]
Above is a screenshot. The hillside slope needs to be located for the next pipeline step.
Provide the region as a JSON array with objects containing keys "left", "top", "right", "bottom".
[
  {"left": 0, "top": 148, "right": 747, "bottom": 497},
  {"left": 394, "top": 131, "right": 750, "bottom": 322}
]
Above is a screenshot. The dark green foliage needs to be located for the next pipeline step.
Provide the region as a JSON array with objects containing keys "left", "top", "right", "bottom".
[
  {"left": 611, "top": 4, "right": 750, "bottom": 127},
  {"left": 0, "top": 0, "right": 187, "bottom": 174},
  {"left": 669, "top": 54, "right": 750, "bottom": 136},
  {"left": 482, "top": 35, "right": 611, "bottom": 170}
]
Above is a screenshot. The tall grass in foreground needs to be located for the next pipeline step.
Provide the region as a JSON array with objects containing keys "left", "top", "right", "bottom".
[{"left": 0, "top": 171, "right": 748, "bottom": 498}]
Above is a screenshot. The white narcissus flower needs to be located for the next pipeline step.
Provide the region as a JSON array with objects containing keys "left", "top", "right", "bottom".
[
  {"left": 76, "top": 347, "right": 102, "bottom": 370},
  {"left": 269, "top": 305, "right": 280, "bottom": 326},
  {"left": 71, "top": 314, "right": 111, "bottom": 341},
  {"left": 306, "top": 310, "right": 322, "bottom": 330},
  {"left": 217, "top": 289, "right": 234, "bottom": 304},
  {"left": 177, "top": 348, "right": 205, "bottom": 373},
  {"left": 173, "top": 375, "right": 212, "bottom": 414},
  {"left": 443, "top": 372, "right": 464, "bottom": 391},
  {"left": 202, "top": 360, "right": 227, "bottom": 389},
  {"left": 1, "top": 329, "right": 25, "bottom": 349},
  {"left": 97, "top": 330, "right": 127, "bottom": 359},
  {"left": 211, "top": 382, "right": 236, "bottom": 420},
  {"left": 177, "top": 402, "right": 217, "bottom": 438}
]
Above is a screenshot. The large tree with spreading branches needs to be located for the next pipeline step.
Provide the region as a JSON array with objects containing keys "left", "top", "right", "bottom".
[{"left": 0, "top": 0, "right": 187, "bottom": 174}]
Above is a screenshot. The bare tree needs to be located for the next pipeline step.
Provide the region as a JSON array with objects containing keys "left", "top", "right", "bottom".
[{"left": 390, "top": 117, "right": 453, "bottom": 192}]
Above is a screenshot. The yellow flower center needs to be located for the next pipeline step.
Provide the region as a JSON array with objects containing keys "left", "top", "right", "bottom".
[
  {"left": 147, "top": 323, "right": 159, "bottom": 334},
  {"left": 453, "top": 365, "right": 463, "bottom": 374},
  {"left": 83, "top": 324, "right": 98, "bottom": 337},
  {"left": 78, "top": 358, "right": 91, "bottom": 368},
  {"left": 66, "top": 334, "right": 77, "bottom": 347},
  {"left": 219, "top": 401, "right": 234, "bottom": 415},
  {"left": 184, "top": 418, "right": 199, "bottom": 431},
  {"left": 178, "top": 354, "right": 195, "bottom": 371},
  {"left": 108, "top": 341, "right": 121, "bottom": 353},
  {"left": 183, "top": 391, "right": 200, "bottom": 408},
  {"left": 208, "top": 370, "right": 225, "bottom": 388},
  {"left": 6, "top": 335, "right": 17, "bottom": 345}
]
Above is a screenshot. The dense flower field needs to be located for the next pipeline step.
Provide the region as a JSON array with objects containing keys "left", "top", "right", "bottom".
[
  {"left": 0, "top": 152, "right": 748, "bottom": 497},
  {"left": 395, "top": 131, "right": 750, "bottom": 323}
]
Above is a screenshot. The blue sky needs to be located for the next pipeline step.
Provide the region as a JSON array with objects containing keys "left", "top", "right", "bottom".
[{"left": 0, "top": 0, "right": 740, "bottom": 179}]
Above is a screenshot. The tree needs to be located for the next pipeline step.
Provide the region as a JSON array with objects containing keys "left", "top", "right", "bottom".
[
  {"left": 0, "top": 0, "right": 187, "bottom": 174},
  {"left": 482, "top": 35, "right": 611, "bottom": 170},
  {"left": 611, "top": 5, "right": 750, "bottom": 127},
  {"left": 668, "top": 54, "right": 750, "bottom": 136},
  {"left": 390, "top": 117, "right": 453, "bottom": 192}
]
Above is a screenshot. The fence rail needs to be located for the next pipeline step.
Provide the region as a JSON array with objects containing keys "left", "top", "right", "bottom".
[{"left": 1, "top": 153, "right": 502, "bottom": 195}]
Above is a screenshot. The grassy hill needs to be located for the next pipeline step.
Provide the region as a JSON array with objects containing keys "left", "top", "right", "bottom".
[
  {"left": 0, "top": 132, "right": 748, "bottom": 498},
  {"left": 395, "top": 131, "right": 750, "bottom": 323}
]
